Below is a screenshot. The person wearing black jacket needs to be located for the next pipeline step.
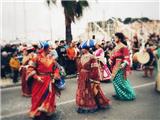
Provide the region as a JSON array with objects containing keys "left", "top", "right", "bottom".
[{"left": 56, "top": 40, "right": 67, "bottom": 73}]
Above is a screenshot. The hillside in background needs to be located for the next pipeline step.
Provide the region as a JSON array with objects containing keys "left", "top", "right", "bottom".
[{"left": 80, "top": 17, "right": 160, "bottom": 42}]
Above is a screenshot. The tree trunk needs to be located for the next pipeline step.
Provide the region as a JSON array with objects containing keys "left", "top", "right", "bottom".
[
  {"left": 64, "top": 9, "right": 72, "bottom": 45},
  {"left": 65, "top": 21, "right": 72, "bottom": 44}
]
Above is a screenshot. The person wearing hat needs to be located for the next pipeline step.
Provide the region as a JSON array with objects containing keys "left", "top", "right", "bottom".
[
  {"left": 109, "top": 32, "right": 136, "bottom": 101},
  {"left": 93, "top": 40, "right": 111, "bottom": 81},
  {"left": 76, "top": 42, "right": 111, "bottom": 113},
  {"left": 25, "top": 41, "right": 60, "bottom": 120}
]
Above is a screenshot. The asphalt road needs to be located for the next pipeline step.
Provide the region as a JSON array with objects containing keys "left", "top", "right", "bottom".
[{"left": 1, "top": 71, "right": 160, "bottom": 120}]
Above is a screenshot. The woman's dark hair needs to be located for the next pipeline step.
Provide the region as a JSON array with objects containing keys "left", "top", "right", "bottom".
[
  {"left": 115, "top": 32, "right": 127, "bottom": 46},
  {"left": 27, "top": 49, "right": 34, "bottom": 54}
]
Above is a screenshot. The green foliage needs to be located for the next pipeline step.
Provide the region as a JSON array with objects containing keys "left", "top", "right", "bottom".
[
  {"left": 46, "top": 0, "right": 89, "bottom": 42},
  {"left": 47, "top": 0, "right": 56, "bottom": 7},
  {"left": 117, "top": 18, "right": 122, "bottom": 22},
  {"left": 76, "top": 1, "right": 89, "bottom": 17},
  {"left": 47, "top": 0, "right": 89, "bottom": 23},
  {"left": 140, "top": 17, "right": 152, "bottom": 22},
  {"left": 61, "top": 1, "right": 77, "bottom": 22},
  {"left": 123, "top": 17, "right": 151, "bottom": 24},
  {"left": 61, "top": 0, "right": 89, "bottom": 23},
  {"left": 123, "top": 17, "right": 132, "bottom": 24}
]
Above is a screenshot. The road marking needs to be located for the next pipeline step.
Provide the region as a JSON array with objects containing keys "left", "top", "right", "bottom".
[
  {"left": 1, "top": 99, "right": 76, "bottom": 119},
  {"left": 133, "top": 82, "right": 154, "bottom": 89},
  {"left": 57, "top": 99, "right": 75, "bottom": 106},
  {"left": 0, "top": 111, "right": 28, "bottom": 119},
  {"left": 1, "top": 82, "right": 155, "bottom": 119},
  {"left": 1, "top": 86, "right": 21, "bottom": 92},
  {"left": 1, "top": 78, "right": 76, "bottom": 92}
]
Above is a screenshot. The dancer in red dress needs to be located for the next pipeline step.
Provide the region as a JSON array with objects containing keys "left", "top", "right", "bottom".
[
  {"left": 26, "top": 41, "right": 60, "bottom": 120},
  {"left": 76, "top": 44, "right": 111, "bottom": 113}
]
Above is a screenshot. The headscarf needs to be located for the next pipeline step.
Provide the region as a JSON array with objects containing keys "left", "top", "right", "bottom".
[
  {"left": 38, "top": 41, "right": 49, "bottom": 50},
  {"left": 80, "top": 39, "right": 96, "bottom": 49}
]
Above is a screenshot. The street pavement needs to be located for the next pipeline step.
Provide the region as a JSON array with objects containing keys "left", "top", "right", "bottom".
[{"left": 1, "top": 71, "right": 160, "bottom": 120}]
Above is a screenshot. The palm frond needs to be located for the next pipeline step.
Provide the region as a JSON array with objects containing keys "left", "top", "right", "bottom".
[
  {"left": 61, "top": 0, "right": 77, "bottom": 22},
  {"left": 79, "top": 0, "right": 89, "bottom": 7},
  {"left": 75, "top": 0, "right": 89, "bottom": 18},
  {"left": 46, "top": 0, "right": 56, "bottom": 7},
  {"left": 75, "top": 2, "right": 82, "bottom": 17},
  {"left": 51, "top": 0, "right": 57, "bottom": 4},
  {"left": 46, "top": 0, "right": 50, "bottom": 7}
]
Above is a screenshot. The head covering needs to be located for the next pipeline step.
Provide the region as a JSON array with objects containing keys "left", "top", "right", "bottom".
[
  {"left": 2, "top": 51, "right": 8, "bottom": 57},
  {"left": 80, "top": 39, "right": 96, "bottom": 49},
  {"left": 38, "top": 41, "right": 49, "bottom": 49}
]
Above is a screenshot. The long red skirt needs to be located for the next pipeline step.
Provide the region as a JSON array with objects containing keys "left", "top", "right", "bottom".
[
  {"left": 29, "top": 75, "right": 56, "bottom": 118},
  {"left": 76, "top": 70, "right": 110, "bottom": 110}
]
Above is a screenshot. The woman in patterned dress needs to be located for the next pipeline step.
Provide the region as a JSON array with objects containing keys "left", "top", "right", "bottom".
[
  {"left": 26, "top": 41, "right": 60, "bottom": 120},
  {"left": 76, "top": 45, "right": 111, "bottom": 113},
  {"left": 109, "top": 32, "right": 136, "bottom": 100},
  {"left": 93, "top": 41, "right": 111, "bottom": 81},
  {"left": 19, "top": 47, "right": 32, "bottom": 97}
]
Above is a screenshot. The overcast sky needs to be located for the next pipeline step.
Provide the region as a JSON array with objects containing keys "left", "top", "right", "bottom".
[{"left": 1, "top": 0, "right": 159, "bottom": 43}]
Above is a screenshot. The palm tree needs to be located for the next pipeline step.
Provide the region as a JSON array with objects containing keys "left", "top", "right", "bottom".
[{"left": 47, "top": 0, "right": 89, "bottom": 44}]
